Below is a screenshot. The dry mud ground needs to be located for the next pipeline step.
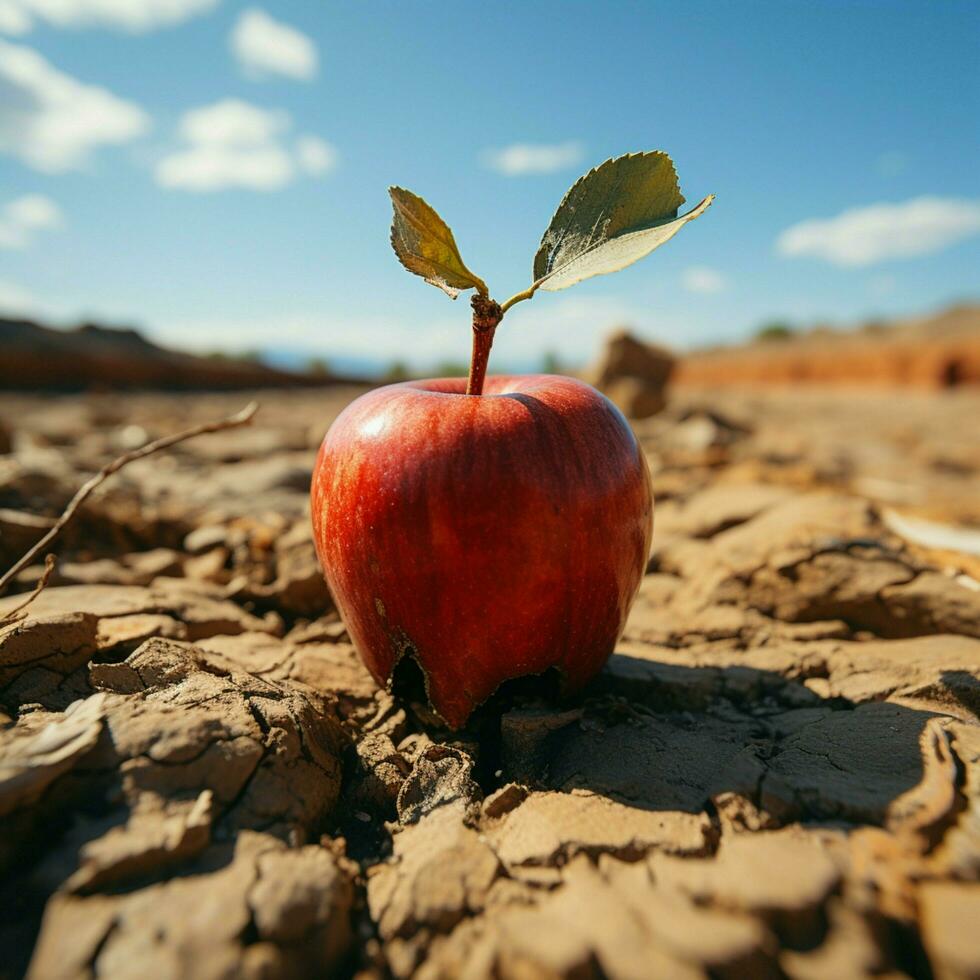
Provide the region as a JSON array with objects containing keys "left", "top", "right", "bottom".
[{"left": 1, "top": 385, "right": 978, "bottom": 980}]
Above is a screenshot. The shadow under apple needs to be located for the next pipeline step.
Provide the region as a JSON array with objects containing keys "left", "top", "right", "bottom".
[{"left": 487, "top": 653, "right": 946, "bottom": 828}]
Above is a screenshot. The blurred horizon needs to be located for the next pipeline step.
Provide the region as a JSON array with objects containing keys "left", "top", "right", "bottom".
[
  {"left": 1, "top": 1, "right": 979, "bottom": 373},
  {"left": 5, "top": 295, "right": 978, "bottom": 385}
]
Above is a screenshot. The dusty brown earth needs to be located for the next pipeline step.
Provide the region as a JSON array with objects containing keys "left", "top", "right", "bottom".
[
  {"left": 675, "top": 304, "right": 980, "bottom": 389},
  {"left": 1, "top": 384, "right": 979, "bottom": 980}
]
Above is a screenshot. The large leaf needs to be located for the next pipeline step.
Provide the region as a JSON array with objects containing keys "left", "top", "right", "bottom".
[
  {"left": 389, "top": 187, "right": 488, "bottom": 299},
  {"left": 532, "top": 152, "right": 714, "bottom": 292}
]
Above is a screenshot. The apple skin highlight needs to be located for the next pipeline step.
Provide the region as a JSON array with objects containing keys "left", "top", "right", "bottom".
[{"left": 311, "top": 375, "right": 653, "bottom": 729}]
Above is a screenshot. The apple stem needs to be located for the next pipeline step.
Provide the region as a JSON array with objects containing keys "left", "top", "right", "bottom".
[{"left": 466, "top": 295, "right": 503, "bottom": 396}]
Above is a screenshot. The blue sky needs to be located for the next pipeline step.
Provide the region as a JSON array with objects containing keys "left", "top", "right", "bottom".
[{"left": 1, "top": 0, "right": 978, "bottom": 372}]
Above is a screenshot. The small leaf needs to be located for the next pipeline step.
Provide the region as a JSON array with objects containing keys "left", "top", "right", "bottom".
[
  {"left": 532, "top": 152, "right": 713, "bottom": 293},
  {"left": 389, "top": 187, "right": 488, "bottom": 300}
]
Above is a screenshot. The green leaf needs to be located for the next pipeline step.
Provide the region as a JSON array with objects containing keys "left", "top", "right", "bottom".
[
  {"left": 532, "top": 152, "right": 714, "bottom": 293},
  {"left": 389, "top": 187, "right": 488, "bottom": 300}
]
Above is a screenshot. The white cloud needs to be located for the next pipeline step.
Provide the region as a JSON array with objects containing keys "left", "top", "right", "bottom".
[
  {"left": 682, "top": 265, "right": 726, "bottom": 294},
  {"left": 0, "top": 192, "right": 62, "bottom": 247},
  {"left": 295, "top": 134, "right": 336, "bottom": 175},
  {"left": 157, "top": 141, "right": 293, "bottom": 192},
  {"left": 0, "top": 39, "right": 149, "bottom": 171},
  {"left": 179, "top": 98, "right": 286, "bottom": 145},
  {"left": 155, "top": 98, "right": 336, "bottom": 192},
  {"left": 482, "top": 141, "right": 583, "bottom": 176},
  {"left": 777, "top": 197, "right": 980, "bottom": 267},
  {"left": 230, "top": 8, "right": 317, "bottom": 81},
  {"left": 0, "top": 2, "right": 31, "bottom": 34},
  {"left": 0, "top": 0, "right": 217, "bottom": 34}
]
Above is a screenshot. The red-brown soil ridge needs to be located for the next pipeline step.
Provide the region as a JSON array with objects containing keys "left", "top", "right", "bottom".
[
  {"left": 0, "top": 317, "right": 360, "bottom": 391},
  {"left": 676, "top": 303, "right": 980, "bottom": 388}
]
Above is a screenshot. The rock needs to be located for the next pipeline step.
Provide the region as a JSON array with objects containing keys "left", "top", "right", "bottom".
[
  {"left": 396, "top": 745, "right": 481, "bottom": 825},
  {"left": 817, "top": 634, "right": 980, "bottom": 721},
  {"left": 66, "top": 789, "right": 215, "bottom": 893},
  {"left": 17, "top": 548, "right": 184, "bottom": 589},
  {"left": 0, "top": 610, "right": 100, "bottom": 709},
  {"left": 592, "top": 330, "right": 675, "bottom": 389},
  {"left": 942, "top": 723, "right": 980, "bottom": 879},
  {"left": 0, "top": 582, "right": 286, "bottom": 713},
  {"left": 590, "top": 330, "right": 675, "bottom": 419},
  {"left": 881, "top": 571, "right": 980, "bottom": 639},
  {"left": 241, "top": 539, "right": 331, "bottom": 618},
  {"left": 508, "top": 862, "right": 700, "bottom": 978},
  {"left": 427, "top": 856, "right": 704, "bottom": 979},
  {"left": 657, "top": 493, "right": 980, "bottom": 640},
  {"left": 286, "top": 615, "right": 348, "bottom": 644},
  {"left": 0, "top": 628, "right": 350, "bottom": 979},
  {"left": 183, "top": 547, "right": 229, "bottom": 582},
  {"left": 0, "top": 693, "right": 106, "bottom": 820},
  {"left": 0, "top": 582, "right": 275, "bottom": 640},
  {"left": 483, "top": 790, "right": 712, "bottom": 868},
  {"left": 0, "top": 507, "right": 54, "bottom": 566},
  {"left": 666, "top": 411, "right": 746, "bottom": 453},
  {"left": 28, "top": 832, "right": 354, "bottom": 980},
  {"left": 368, "top": 803, "right": 501, "bottom": 943},
  {"left": 780, "top": 900, "right": 886, "bottom": 980},
  {"left": 648, "top": 829, "right": 841, "bottom": 941},
  {"left": 481, "top": 783, "right": 528, "bottom": 821},
  {"left": 597, "top": 857, "right": 772, "bottom": 975},
  {"left": 352, "top": 731, "right": 411, "bottom": 809},
  {"left": 183, "top": 525, "right": 228, "bottom": 554},
  {"left": 918, "top": 882, "right": 980, "bottom": 980},
  {"left": 249, "top": 844, "right": 353, "bottom": 954},
  {"left": 602, "top": 376, "right": 668, "bottom": 419},
  {"left": 653, "top": 482, "right": 794, "bottom": 539}
]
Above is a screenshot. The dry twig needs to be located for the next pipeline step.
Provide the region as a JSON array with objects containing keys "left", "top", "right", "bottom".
[
  {"left": 0, "top": 554, "right": 57, "bottom": 625},
  {"left": 0, "top": 401, "right": 259, "bottom": 599}
]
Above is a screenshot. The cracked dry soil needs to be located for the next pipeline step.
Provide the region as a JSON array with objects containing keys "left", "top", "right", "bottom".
[{"left": 1, "top": 385, "right": 979, "bottom": 979}]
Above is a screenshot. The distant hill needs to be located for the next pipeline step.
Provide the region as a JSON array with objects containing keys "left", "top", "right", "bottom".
[
  {"left": 675, "top": 303, "right": 980, "bottom": 388},
  {"left": 0, "top": 317, "right": 367, "bottom": 391}
]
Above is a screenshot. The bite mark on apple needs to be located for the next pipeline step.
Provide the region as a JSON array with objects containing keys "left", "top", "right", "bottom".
[{"left": 385, "top": 627, "right": 449, "bottom": 727}]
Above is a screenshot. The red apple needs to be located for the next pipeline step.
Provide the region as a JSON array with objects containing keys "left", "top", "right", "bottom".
[{"left": 311, "top": 374, "right": 653, "bottom": 729}]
